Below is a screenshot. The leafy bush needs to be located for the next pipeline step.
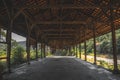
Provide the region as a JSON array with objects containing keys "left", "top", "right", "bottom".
[
  {"left": 97, "top": 60, "right": 114, "bottom": 70},
  {"left": 0, "top": 63, "right": 4, "bottom": 79},
  {"left": 47, "top": 52, "right": 53, "bottom": 56},
  {"left": 30, "top": 50, "right": 36, "bottom": 60},
  {"left": 61, "top": 49, "right": 67, "bottom": 56},
  {"left": 0, "top": 62, "right": 4, "bottom": 73},
  {"left": 12, "top": 46, "right": 25, "bottom": 65}
]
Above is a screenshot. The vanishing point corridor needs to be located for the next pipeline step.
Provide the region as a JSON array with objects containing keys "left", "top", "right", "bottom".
[{"left": 4, "top": 57, "right": 120, "bottom": 80}]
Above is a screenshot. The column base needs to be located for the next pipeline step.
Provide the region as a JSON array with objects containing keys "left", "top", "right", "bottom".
[
  {"left": 112, "top": 69, "right": 120, "bottom": 74},
  {"left": 27, "top": 62, "right": 30, "bottom": 65},
  {"left": 8, "top": 69, "right": 12, "bottom": 73},
  {"left": 93, "top": 62, "right": 96, "bottom": 65}
]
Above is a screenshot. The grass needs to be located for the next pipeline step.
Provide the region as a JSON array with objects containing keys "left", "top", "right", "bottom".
[{"left": 76, "top": 52, "right": 120, "bottom": 70}]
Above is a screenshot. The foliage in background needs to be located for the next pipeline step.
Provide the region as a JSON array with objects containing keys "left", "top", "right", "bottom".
[
  {"left": 86, "top": 39, "right": 93, "bottom": 54},
  {"left": 12, "top": 46, "right": 25, "bottom": 65},
  {"left": 30, "top": 50, "right": 36, "bottom": 60}
]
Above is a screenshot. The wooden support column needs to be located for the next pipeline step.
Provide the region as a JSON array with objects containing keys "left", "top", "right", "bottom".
[
  {"left": 75, "top": 46, "right": 77, "bottom": 57},
  {"left": 6, "top": 21, "right": 12, "bottom": 73},
  {"left": 79, "top": 44, "right": 81, "bottom": 59},
  {"left": 26, "top": 32, "right": 30, "bottom": 64},
  {"left": 73, "top": 46, "right": 75, "bottom": 56},
  {"left": 74, "top": 45, "right": 77, "bottom": 57},
  {"left": 84, "top": 30, "right": 87, "bottom": 61},
  {"left": 76, "top": 45, "right": 78, "bottom": 58},
  {"left": 41, "top": 43, "right": 43, "bottom": 58},
  {"left": 67, "top": 48, "right": 69, "bottom": 55},
  {"left": 84, "top": 41, "right": 87, "bottom": 61},
  {"left": 110, "top": 0, "right": 118, "bottom": 72},
  {"left": 68, "top": 47, "right": 71, "bottom": 55},
  {"left": 35, "top": 31, "right": 39, "bottom": 60},
  {"left": 25, "top": 15, "right": 32, "bottom": 64},
  {"left": 77, "top": 45, "right": 79, "bottom": 58},
  {"left": 2, "top": 0, "right": 13, "bottom": 73},
  {"left": 43, "top": 44, "right": 46, "bottom": 58},
  {"left": 35, "top": 41, "right": 38, "bottom": 61},
  {"left": 70, "top": 46, "right": 72, "bottom": 55},
  {"left": 70, "top": 46, "right": 71, "bottom": 55},
  {"left": 93, "top": 26, "right": 97, "bottom": 64}
]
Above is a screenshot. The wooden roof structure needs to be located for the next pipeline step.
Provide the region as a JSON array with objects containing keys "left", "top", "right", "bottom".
[{"left": 0, "top": 0, "right": 120, "bottom": 49}]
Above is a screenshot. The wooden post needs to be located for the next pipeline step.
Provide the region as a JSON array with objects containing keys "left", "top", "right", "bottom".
[
  {"left": 36, "top": 41, "right": 38, "bottom": 61},
  {"left": 110, "top": 0, "right": 118, "bottom": 72},
  {"left": 73, "top": 46, "right": 74, "bottom": 56},
  {"left": 26, "top": 32, "right": 30, "bottom": 65},
  {"left": 41, "top": 43, "right": 43, "bottom": 58},
  {"left": 84, "top": 41, "right": 87, "bottom": 61},
  {"left": 75, "top": 45, "right": 77, "bottom": 57},
  {"left": 93, "top": 26, "right": 97, "bottom": 64},
  {"left": 74, "top": 46, "right": 76, "bottom": 57},
  {"left": 77, "top": 45, "right": 79, "bottom": 58},
  {"left": 84, "top": 30, "right": 87, "bottom": 61},
  {"left": 0, "top": 26, "right": 1, "bottom": 39},
  {"left": 70, "top": 46, "right": 71, "bottom": 55},
  {"left": 43, "top": 44, "right": 46, "bottom": 58},
  {"left": 6, "top": 21, "right": 12, "bottom": 73},
  {"left": 76, "top": 45, "right": 78, "bottom": 58},
  {"left": 79, "top": 44, "right": 81, "bottom": 58},
  {"left": 68, "top": 47, "right": 71, "bottom": 55}
]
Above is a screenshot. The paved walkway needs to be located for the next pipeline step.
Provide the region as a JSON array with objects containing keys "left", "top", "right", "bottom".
[{"left": 4, "top": 56, "right": 120, "bottom": 80}]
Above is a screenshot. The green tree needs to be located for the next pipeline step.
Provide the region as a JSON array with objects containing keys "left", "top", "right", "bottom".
[{"left": 12, "top": 46, "right": 25, "bottom": 64}]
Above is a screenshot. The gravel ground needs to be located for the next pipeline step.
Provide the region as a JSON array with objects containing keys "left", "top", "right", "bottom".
[{"left": 3, "top": 56, "right": 120, "bottom": 80}]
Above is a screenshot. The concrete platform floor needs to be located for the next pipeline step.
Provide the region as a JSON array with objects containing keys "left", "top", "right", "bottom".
[{"left": 4, "top": 56, "right": 120, "bottom": 80}]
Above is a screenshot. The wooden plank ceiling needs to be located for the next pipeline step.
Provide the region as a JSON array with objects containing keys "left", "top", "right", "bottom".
[{"left": 0, "top": 0, "right": 120, "bottom": 49}]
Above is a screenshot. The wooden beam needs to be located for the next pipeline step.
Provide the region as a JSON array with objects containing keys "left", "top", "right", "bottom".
[
  {"left": 13, "top": 9, "right": 24, "bottom": 20},
  {"left": 87, "top": 0, "right": 110, "bottom": 20},
  {"left": 42, "top": 31, "right": 76, "bottom": 34},
  {"left": 47, "top": 37, "right": 74, "bottom": 40},
  {"left": 35, "top": 21, "right": 87, "bottom": 24},
  {"left": 46, "top": 36, "right": 75, "bottom": 39},
  {"left": 22, "top": 11, "right": 34, "bottom": 24},
  {"left": 78, "top": 10, "right": 103, "bottom": 24},
  {"left": 2, "top": 0, "right": 11, "bottom": 20},
  {"left": 11, "top": 5, "right": 118, "bottom": 9},
  {"left": 41, "top": 29, "right": 76, "bottom": 32},
  {"left": 46, "top": 34, "right": 75, "bottom": 36},
  {"left": 47, "top": 36, "right": 74, "bottom": 38},
  {"left": 42, "top": 32, "right": 76, "bottom": 36}
]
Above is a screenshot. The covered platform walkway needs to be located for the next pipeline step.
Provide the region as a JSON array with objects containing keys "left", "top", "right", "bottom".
[
  {"left": 4, "top": 56, "right": 120, "bottom": 80},
  {"left": 0, "top": 0, "right": 120, "bottom": 79}
]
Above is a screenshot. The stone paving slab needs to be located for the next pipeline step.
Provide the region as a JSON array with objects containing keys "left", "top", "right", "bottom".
[{"left": 3, "top": 56, "right": 120, "bottom": 80}]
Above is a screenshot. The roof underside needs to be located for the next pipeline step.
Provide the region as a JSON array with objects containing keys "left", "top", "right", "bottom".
[{"left": 0, "top": 0, "right": 120, "bottom": 49}]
